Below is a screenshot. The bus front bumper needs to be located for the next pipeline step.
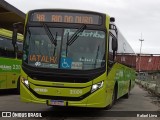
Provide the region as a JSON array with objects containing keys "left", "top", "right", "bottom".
[{"left": 20, "top": 82, "right": 111, "bottom": 108}]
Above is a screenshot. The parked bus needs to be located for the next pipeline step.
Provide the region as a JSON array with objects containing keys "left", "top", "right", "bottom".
[
  {"left": 0, "top": 28, "right": 23, "bottom": 91},
  {"left": 12, "top": 9, "right": 136, "bottom": 109}
]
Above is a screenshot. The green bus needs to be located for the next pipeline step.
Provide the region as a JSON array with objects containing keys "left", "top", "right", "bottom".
[
  {"left": 12, "top": 9, "right": 136, "bottom": 109},
  {"left": 0, "top": 28, "right": 23, "bottom": 91}
]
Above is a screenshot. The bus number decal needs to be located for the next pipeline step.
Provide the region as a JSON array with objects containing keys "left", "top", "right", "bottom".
[
  {"left": 70, "top": 89, "right": 82, "bottom": 95},
  {"left": 12, "top": 65, "right": 21, "bottom": 70},
  {"left": 36, "top": 14, "right": 45, "bottom": 21}
]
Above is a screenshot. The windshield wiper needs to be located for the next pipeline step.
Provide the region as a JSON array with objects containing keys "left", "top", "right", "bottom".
[
  {"left": 41, "top": 22, "right": 57, "bottom": 46},
  {"left": 53, "top": 32, "right": 57, "bottom": 56},
  {"left": 65, "top": 24, "right": 86, "bottom": 57},
  {"left": 41, "top": 22, "right": 58, "bottom": 56},
  {"left": 94, "top": 45, "right": 100, "bottom": 68},
  {"left": 67, "top": 24, "right": 86, "bottom": 46}
]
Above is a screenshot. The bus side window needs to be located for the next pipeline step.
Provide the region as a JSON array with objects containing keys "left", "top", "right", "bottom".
[
  {"left": 108, "top": 35, "right": 114, "bottom": 67},
  {"left": 17, "top": 41, "right": 23, "bottom": 59},
  {"left": 108, "top": 33, "right": 117, "bottom": 69},
  {"left": 0, "top": 37, "right": 16, "bottom": 58}
]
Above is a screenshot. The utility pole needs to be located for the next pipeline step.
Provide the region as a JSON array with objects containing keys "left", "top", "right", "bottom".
[{"left": 139, "top": 33, "right": 144, "bottom": 73}]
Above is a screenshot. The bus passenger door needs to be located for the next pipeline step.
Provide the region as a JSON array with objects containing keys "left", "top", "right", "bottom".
[
  {"left": 0, "top": 37, "right": 8, "bottom": 89},
  {"left": 6, "top": 61, "right": 21, "bottom": 89},
  {"left": 108, "top": 32, "right": 118, "bottom": 71},
  {"left": 6, "top": 73, "right": 17, "bottom": 89}
]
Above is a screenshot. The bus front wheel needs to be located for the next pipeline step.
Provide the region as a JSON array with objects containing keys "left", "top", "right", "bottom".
[
  {"left": 105, "top": 85, "right": 117, "bottom": 110},
  {"left": 123, "top": 81, "right": 131, "bottom": 99}
]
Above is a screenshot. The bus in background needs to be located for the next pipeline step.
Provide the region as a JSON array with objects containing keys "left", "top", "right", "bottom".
[
  {"left": 12, "top": 9, "right": 136, "bottom": 109},
  {"left": 0, "top": 28, "right": 23, "bottom": 92}
]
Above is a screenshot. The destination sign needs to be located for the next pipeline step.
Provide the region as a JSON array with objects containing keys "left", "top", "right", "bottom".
[{"left": 30, "top": 12, "right": 101, "bottom": 25}]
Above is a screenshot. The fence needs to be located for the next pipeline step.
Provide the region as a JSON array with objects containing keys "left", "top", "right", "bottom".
[{"left": 136, "top": 72, "right": 160, "bottom": 96}]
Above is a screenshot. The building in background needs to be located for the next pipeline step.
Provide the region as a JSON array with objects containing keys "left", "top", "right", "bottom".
[
  {"left": 0, "top": 0, "right": 25, "bottom": 33},
  {"left": 136, "top": 54, "right": 160, "bottom": 80},
  {"left": 136, "top": 54, "right": 160, "bottom": 72}
]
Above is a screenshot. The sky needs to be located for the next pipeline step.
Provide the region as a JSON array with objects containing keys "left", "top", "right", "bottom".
[{"left": 5, "top": 0, "right": 160, "bottom": 54}]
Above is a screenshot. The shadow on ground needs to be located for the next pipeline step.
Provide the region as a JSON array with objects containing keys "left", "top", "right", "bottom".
[{"left": 0, "top": 89, "right": 18, "bottom": 96}]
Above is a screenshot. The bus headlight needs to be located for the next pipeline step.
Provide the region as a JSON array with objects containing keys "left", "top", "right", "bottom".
[
  {"left": 91, "top": 81, "right": 104, "bottom": 93},
  {"left": 22, "top": 78, "right": 30, "bottom": 88}
]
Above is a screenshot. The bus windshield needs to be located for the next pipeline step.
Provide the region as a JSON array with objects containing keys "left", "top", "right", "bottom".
[{"left": 23, "top": 27, "right": 106, "bottom": 70}]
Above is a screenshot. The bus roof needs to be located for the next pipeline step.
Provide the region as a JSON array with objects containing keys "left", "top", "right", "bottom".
[{"left": 0, "top": 28, "right": 23, "bottom": 41}]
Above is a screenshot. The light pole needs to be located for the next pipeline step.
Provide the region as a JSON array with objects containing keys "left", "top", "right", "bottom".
[{"left": 139, "top": 34, "right": 144, "bottom": 73}]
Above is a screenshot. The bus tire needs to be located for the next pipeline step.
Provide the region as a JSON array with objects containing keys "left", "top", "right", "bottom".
[
  {"left": 123, "top": 81, "right": 131, "bottom": 99},
  {"left": 105, "top": 83, "right": 117, "bottom": 110}
]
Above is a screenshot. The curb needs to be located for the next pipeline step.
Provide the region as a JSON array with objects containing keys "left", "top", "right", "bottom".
[{"left": 135, "top": 79, "right": 160, "bottom": 96}]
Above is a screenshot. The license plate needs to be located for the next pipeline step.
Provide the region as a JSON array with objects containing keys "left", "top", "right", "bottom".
[{"left": 50, "top": 100, "right": 64, "bottom": 106}]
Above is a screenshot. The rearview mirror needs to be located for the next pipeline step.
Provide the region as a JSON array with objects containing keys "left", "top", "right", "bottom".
[
  {"left": 109, "top": 24, "right": 118, "bottom": 37},
  {"left": 12, "top": 22, "right": 23, "bottom": 52},
  {"left": 110, "top": 17, "right": 115, "bottom": 22},
  {"left": 112, "top": 38, "right": 118, "bottom": 51},
  {"left": 12, "top": 26, "right": 18, "bottom": 47}
]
